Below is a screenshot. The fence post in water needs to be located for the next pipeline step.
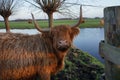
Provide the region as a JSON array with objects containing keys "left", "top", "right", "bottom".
[{"left": 99, "top": 6, "right": 120, "bottom": 80}]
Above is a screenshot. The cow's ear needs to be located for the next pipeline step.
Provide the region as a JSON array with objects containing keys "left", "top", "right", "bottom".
[{"left": 70, "top": 27, "right": 80, "bottom": 39}]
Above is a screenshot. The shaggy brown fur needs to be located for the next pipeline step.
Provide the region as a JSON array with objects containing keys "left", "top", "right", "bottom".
[{"left": 0, "top": 25, "right": 79, "bottom": 80}]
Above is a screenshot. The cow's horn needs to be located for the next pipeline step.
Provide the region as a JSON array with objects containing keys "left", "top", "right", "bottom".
[
  {"left": 31, "top": 13, "right": 43, "bottom": 32},
  {"left": 72, "top": 5, "right": 83, "bottom": 27}
]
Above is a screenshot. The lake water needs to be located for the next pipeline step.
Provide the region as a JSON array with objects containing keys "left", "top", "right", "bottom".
[
  {"left": 0, "top": 28, "right": 104, "bottom": 62},
  {"left": 73, "top": 28, "right": 104, "bottom": 62}
]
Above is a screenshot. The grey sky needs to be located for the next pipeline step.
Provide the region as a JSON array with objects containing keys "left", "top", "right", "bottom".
[{"left": 0, "top": 0, "right": 120, "bottom": 20}]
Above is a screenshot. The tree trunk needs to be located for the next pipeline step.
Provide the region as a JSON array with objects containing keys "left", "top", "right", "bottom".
[
  {"left": 48, "top": 13, "right": 53, "bottom": 28},
  {"left": 4, "top": 17, "right": 10, "bottom": 32}
]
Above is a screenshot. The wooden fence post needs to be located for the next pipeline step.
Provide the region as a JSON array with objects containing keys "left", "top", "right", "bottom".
[{"left": 99, "top": 6, "right": 120, "bottom": 80}]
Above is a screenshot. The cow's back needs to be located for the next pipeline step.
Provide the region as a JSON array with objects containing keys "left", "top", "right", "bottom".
[
  {"left": 0, "top": 33, "right": 38, "bottom": 79},
  {"left": 0, "top": 33, "right": 58, "bottom": 80},
  {"left": 0, "top": 33, "right": 69, "bottom": 80}
]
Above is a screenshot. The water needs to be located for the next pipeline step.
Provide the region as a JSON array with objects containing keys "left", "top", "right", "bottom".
[
  {"left": 73, "top": 28, "right": 104, "bottom": 62},
  {"left": 0, "top": 29, "right": 40, "bottom": 34},
  {"left": 0, "top": 28, "right": 104, "bottom": 62}
]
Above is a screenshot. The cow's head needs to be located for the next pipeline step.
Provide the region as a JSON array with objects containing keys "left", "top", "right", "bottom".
[
  {"left": 31, "top": 6, "right": 83, "bottom": 52},
  {"left": 49, "top": 25, "right": 79, "bottom": 52}
]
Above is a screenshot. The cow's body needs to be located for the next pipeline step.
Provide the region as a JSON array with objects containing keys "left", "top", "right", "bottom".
[
  {"left": 0, "top": 25, "right": 79, "bottom": 80},
  {"left": 0, "top": 5, "right": 82, "bottom": 79}
]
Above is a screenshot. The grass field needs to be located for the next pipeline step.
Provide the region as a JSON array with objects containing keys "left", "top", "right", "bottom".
[{"left": 0, "top": 18, "right": 103, "bottom": 29}]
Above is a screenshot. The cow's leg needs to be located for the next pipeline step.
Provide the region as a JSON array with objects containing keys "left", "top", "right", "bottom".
[{"left": 39, "top": 72, "right": 50, "bottom": 80}]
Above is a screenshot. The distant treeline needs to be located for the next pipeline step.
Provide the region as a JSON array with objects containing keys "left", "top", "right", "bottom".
[{"left": 0, "top": 17, "right": 103, "bottom": 22}]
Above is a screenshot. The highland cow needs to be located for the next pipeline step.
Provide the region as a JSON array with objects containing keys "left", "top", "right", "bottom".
[{"left": 0, "top": 6, "right": 82, "bottom": 80}]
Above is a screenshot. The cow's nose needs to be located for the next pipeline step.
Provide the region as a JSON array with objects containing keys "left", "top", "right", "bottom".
[
  {"left": 57, "top": 40, "right": 70, "bottom": 51},
  {"left": 58, "top": 40, "right": 68, "bottom": 46}
]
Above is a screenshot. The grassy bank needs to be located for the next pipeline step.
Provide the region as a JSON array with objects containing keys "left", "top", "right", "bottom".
[
  {"left": 52, "top": 48, "right": 104, "bottom": 80},
  {"left": 0, "top": 18, "right": 103, "bottom": 29}
]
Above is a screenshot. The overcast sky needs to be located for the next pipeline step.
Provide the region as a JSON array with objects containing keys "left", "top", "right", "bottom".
[{"left": 0, "top": 0, "right": 120, "bottom": 20}]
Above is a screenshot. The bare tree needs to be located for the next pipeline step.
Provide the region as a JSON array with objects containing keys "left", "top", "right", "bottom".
[
  {"left": 0, "top": 0, "right": 17, "bottom": 32},
  {"left": 25, "top": 0, "right": 66, "bottom": 28}
]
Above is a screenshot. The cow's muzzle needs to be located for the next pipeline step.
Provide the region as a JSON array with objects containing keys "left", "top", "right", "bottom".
[{"left": 57, "top": 40, "right": 70, "bottom": 51}]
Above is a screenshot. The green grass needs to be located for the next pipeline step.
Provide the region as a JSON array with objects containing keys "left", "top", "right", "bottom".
[
  {"left": 53, "top": 48, "right": 104, "bottom": 80},
  {"left": 80, "top": 18, "right": 102, "bottom": 28},
  {"left": 0, "top": 18, "right": 103, "bottom": 29}
]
